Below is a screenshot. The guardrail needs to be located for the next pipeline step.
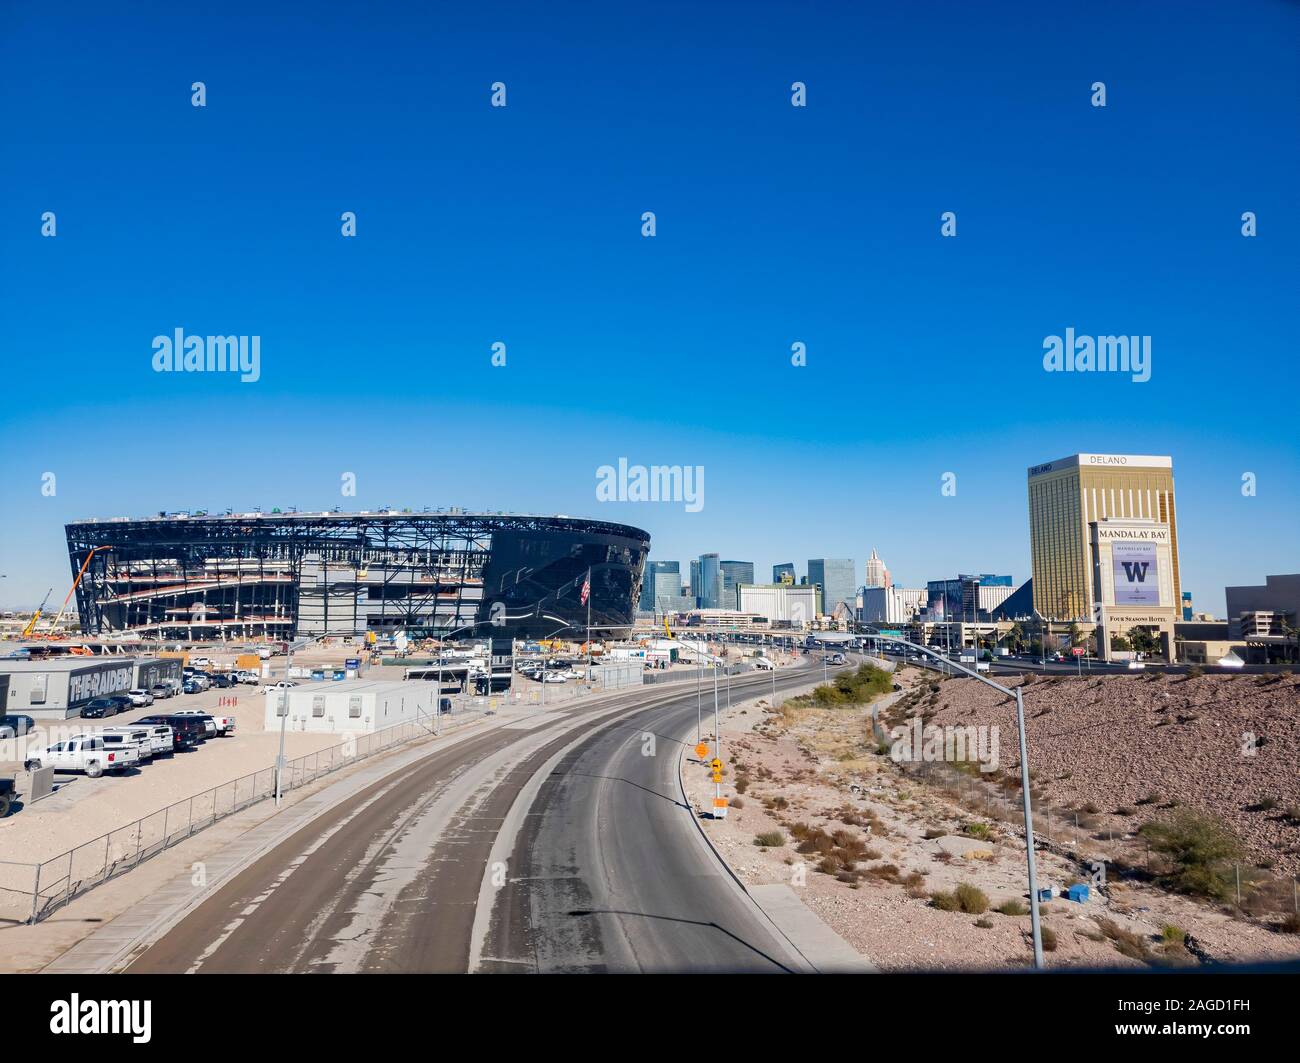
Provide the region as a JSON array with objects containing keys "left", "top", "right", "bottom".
[{"left": 0, "top": 704, "right": 486, "bottom": 925}]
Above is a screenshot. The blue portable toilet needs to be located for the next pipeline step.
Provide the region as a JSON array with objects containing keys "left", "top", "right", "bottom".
[{"left": 1067, "top": 883, "right": 1090, "bottom": 903}]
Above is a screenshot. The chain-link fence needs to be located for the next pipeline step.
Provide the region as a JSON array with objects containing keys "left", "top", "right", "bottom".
[{"left": 0, "top": 703, "right": 486, "bottom": 925}]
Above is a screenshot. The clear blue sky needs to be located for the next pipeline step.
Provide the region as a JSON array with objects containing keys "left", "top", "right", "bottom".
[{"left": 1, "top": 0, "right": 1297, "bottom": 615}]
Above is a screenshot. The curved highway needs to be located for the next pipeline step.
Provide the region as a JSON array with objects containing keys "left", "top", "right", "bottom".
[
  {"left": 478, "top": 695, "right": 804, "bottom": 972},
  {"left": 123, "top": 665, "right": 829, "bottom": 974}
]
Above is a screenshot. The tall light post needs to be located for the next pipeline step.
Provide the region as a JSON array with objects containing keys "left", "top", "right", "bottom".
[
  {"left": 712, "top": 659, "right": 720, "bottom": 760},
  {"left": 696, "top": 645, "right": 702, "bottom": 744},
  {"left": 274, "top": 635, "right": 310, "bottom": 807},
  {"left": 877, "top": 634, "right": 1045, "bottom": 968}
]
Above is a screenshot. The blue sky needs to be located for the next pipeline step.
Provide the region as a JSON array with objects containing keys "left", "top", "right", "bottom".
[{"left": 1, "top": 0, "right": 1297, "bottom": 614}]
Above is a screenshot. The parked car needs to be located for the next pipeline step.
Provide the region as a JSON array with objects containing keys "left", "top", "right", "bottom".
[
  {"left": 105, "top": 723, "right": 174, "bottom": 757},
  {"left": 542, "top": 672, "right": 567, "bottom": 684},
  {"left": 149, "top": 683, "right": 174, "bottom": 699},
  {"left": 261, "top": 680, "right": 298, "bottom": 692},
  {"left": 0, "top": 714, "right": 36, "bottom": 739},
  {"left": 24, "top": 735, "right": 137, "bottom": 776},
  {"left": 209, "top": 673, "right": 234, "bottom": 688},
  {"left": 107, "top": 694, "right": 135, "bottom": 714},
  {"left": 235, "top": 670, "right": 261, "bottom": 684},
  {"left": 182, "top": 679, "right": 203, "bottom": 695},
  {"left": 190, "top": 657, "right": 211, "bottom": 668},
  {"left": 0, "top": 777, "right": 14, "bottom": 817},
  {"left": 172, "top": 709, "right": 234, "bottom": 736},
  {"left": 125, "top": 689, "right": 155, "bottom": 707},
  {"left": 137, "top": 714, "right": 206, "bottom": 749},
  {"left": 81, "top": 697, "right": 124, "bottom": 719}
]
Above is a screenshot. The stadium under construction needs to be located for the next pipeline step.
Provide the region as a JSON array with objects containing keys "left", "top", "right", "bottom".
[{"left": 63, "top": 511, "right": 650, "bottom": 641}]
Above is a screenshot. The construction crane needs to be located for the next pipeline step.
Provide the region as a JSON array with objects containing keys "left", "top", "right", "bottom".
[
  {"left": 39, "top": 546, "right": 113, "bottom": 639},
  {"left": 20, "top": 588, "right": 53, "bottom": 639}
]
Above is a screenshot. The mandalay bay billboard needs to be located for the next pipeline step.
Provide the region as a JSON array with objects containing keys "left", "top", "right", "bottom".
[{"left": 1112, "top": 541, "right": 1160, "bottom": 606}]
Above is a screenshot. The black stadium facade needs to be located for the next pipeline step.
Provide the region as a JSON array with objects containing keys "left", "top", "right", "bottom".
[{"left": 64, "top": 511, "right": 650, "bottom": 641}]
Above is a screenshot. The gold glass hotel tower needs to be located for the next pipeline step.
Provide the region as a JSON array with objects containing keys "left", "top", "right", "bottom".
[{"left": 1027, "top": 454, "right": 1180, "bottom": 622}]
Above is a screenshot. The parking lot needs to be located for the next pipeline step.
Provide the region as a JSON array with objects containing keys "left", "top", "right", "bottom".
[{"left": 0, "top": 659, "right": 345, "bottom": 864}]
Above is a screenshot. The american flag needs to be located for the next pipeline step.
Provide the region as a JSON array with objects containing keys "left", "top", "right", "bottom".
[{"left": 579, "top": 570, "right": 591, "bottom": 606}]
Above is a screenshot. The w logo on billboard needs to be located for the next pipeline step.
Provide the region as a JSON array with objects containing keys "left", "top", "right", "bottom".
[
  {"left": 1113, "top": 543, "right": 1159, "bottom": 605},
  {"left": 1120, "top": 561, "right": 1150, "bottom": 583}
]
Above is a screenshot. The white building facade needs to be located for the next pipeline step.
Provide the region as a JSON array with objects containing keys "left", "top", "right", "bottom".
[{"left": 860, "top": 586, "right": 926, "bottom": 625}]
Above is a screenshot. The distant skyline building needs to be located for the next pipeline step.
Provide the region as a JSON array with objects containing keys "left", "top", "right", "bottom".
[
  {"left": 864, "top": 548, "right": 890, "bottom": 589},
  {"left": 640, "top": 560, "right": 681, "bottom": 613},
  {"left": 773, "top": 563, "right": 796, "bottom": 585},
  {"left": 807, "top": 558, "right": 856, "bottom": 618},
  {"left": 860, "top": 585, "right": 925, "bottom": 625},
  {"left": 737, "top": 583, "right": 818, "bottom": 627},
  {"left": 719, "top": 560, "right": 755, "bottom": 609},
  {"left": 696, "top": 552, "right": 723, "bottom": 610},
  {"left": 1225, "top": 573, "right": 1300, "bottom": 639},
  {"left": 926, "top": 574, "right": 1014, "bottom": 622}
]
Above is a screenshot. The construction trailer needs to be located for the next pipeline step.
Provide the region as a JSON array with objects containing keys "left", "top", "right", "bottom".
[{"left": 263, "top": 679, "right": 438, "bottom": 734}]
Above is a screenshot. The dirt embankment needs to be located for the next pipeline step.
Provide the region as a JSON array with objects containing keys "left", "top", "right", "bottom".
[
  {"left": 917, "top": 670, "right": 1300, "bottom": 876},
  {"left": 683, "top": 664, "right": 1300, "bottom": 971}
]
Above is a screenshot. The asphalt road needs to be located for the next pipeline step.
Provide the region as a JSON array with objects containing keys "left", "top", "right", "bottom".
[
  {"left": 124, "top": 666, "right": 825, "bottom": 974},
  {"left": 478, "top": 694, "right": 805, "bottom": 972}
]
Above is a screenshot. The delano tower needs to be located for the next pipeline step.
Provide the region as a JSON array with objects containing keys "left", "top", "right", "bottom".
[{"left": 1027, "top": 454, "right": 1181, "bottom": 660}]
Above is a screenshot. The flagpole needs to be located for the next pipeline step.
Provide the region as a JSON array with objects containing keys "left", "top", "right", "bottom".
[{"left": 586, "top": 566, "right": 592, "bottom": 687}]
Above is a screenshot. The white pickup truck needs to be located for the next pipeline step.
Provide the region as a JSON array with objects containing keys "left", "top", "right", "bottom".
[
  {"left": 101, "top": 724, "right": 172, "bottom": 758},
  {"left": 172, "top": 709, "right": 236, "bottom": 736},
  {"left": 23, "top": 735, "right": 139, "bottom": 777}
]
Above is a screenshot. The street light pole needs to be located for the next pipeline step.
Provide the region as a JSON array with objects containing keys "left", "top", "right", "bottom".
[
  {"left": 1015, "top": 684, "right": 1045, "bottom": 969},
  {"left": 274, "top": 636, "right": 302, "bottom": 807},
  {"left": 712, "top": 661, "right": 720, "bottom": 762},
  {"left": 878, "top": 633, "right": 1044, "bottom": 968},
  {"left": 696, "top": 646, "right": 702, "bottom": 744}
]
